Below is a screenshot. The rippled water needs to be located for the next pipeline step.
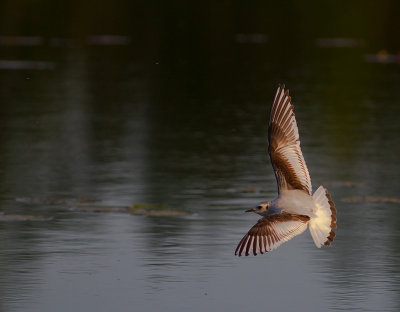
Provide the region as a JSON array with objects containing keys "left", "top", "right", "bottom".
[{"left": 1, "top": 31, "right": 400, "bottom": 312}]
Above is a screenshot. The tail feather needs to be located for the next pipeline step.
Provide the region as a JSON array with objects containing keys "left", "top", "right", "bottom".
[{"left": 309, "top": 186, "right": 337, "bottom": 247}]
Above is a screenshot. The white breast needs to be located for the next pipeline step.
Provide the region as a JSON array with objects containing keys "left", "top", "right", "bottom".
[{"left": 270, "top": 190, "right": 316, "bottom": 217}]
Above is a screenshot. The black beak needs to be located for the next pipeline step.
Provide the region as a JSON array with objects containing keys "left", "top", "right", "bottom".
[{"left": 245, "top": 209, "right": 255, "bottom": 213}]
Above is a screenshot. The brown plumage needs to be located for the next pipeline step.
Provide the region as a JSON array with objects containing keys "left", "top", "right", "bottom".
[
  {"left": 323, "top": 189, "right": 337, "bottom": 246},
  {"left": 235, "top": 213, "right": 311, "bottom": 256},
  {"left": 235, "top": 84, "right": 337, "bottom": 256},
  {"left": 268, "top": 84, "right": 312, "bottom": 195}
]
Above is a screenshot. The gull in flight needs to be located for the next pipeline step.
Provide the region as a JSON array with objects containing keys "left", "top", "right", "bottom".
[{"left": 235, "top": 84, "right": 337, "bottom": 256}]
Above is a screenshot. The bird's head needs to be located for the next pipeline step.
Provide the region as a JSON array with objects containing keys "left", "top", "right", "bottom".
[{"left": 246, "top": 201, "right": 270, "bottom": 215}]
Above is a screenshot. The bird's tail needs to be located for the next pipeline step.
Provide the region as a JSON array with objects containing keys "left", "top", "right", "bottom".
[{"left": 309, "top": 186, "right": 337, "bottom": 247}]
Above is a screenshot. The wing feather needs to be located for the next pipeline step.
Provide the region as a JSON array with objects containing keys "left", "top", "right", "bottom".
[
  {"left": 268, "top": 84, "right": 312, "bottom": 195},
  {"left": 235, "top": 213, "right": 310, "bottom": 256}
]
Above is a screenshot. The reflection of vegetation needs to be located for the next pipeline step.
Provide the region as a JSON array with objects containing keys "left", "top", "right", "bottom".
[
  {"left": 324, "top": 180, "right": 366, "bottom": 187},
  {"left": 16, "top": 196, "right": 96, "bottom": 204},
  {"left": 0, "top": 1, "right": 399, "bottom": 50},
  {"left": 0, "top": 214, "right": 51, "bottom": 221},
  {"left": 342, "top": 195, "right": 400, "bottom": 203},
  {"left": 72, "top": 204, "right": 187, "bottom": 217}
]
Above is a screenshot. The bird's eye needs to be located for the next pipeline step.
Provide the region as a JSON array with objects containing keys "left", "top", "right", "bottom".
[{"left": 256, "top": 205, "right": 262, "bottom": 209}]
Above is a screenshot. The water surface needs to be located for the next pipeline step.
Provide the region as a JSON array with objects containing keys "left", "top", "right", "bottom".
[{"left": 1, "top": 9, "right": 400, "bottom": 312}]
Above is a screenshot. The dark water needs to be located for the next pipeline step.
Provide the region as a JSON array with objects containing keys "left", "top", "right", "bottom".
[{"left": 1, "top": 4, "right": 400, "bottom": 312}]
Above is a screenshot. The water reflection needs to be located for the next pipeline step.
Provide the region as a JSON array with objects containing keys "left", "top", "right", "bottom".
[{"left": 0, "top": 60, "right": 55, "bottom": 70}]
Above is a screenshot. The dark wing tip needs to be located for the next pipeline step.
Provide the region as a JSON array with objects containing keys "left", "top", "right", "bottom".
[
  {"left": 235, "top": 235, "right": 261, "bottom": 257},
  {"left": 235, "top": 234, "right": 249, "bottom": 256},
  {"left": 277, "top": 83, "right": 290, "bottom": 96},
  {"left": 324, "top": 230, "right": 336, "bottom": 246},
  {"left": 235, "top": 214, "right": 308, "bottom": 257}
]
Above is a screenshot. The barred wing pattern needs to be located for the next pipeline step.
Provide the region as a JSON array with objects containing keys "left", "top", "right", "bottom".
[
  {"left": 235, "top": 214, "right": 310, "bottom": 256},
  {"left": 268, "top": 84, "right": 312, "bottom": 195}
]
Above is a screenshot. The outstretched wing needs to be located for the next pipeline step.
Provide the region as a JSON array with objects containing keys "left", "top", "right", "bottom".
[
  {"left": 268, "top": 84, "right": 312, "bottom": 195},
  {"left": 235, "top": 213, "right": 310, "bottom": 256}
]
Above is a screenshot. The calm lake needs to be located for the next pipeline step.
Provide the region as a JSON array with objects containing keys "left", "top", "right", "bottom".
[{"left": 1, "top": 4, "right": 400, "bottom": 311}]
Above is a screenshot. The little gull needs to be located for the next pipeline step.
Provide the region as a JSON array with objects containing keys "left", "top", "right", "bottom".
[{"left": 235, "top": 84, "right": 337, "bottom": 256}]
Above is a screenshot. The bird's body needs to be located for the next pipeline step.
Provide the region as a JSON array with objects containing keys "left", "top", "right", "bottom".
[
  {"left": 235, "top": 84, "right": 337, "bottom": 256},
  {"left": 269, "top": 190, "right": 316, "bottom": 217}
]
